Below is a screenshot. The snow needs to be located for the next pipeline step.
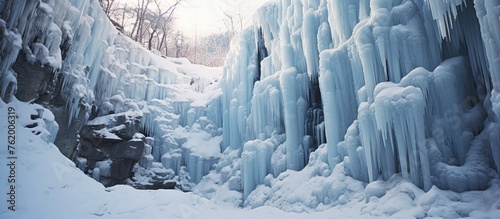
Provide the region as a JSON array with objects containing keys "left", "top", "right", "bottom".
[
  {"left": 0, "top": 100, "right": 371, "bottom": 218},
  {"left": 2, "top": 0, "right": 500, "bottom": 218},
  {"left": 3, "top": 100, "right": 499, "bottom": 219}
]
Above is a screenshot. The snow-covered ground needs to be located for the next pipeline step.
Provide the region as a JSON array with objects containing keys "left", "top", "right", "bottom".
[
  {"left": 2, "top": 96, "right": 500, "bottom": 219},
  {"left": 0, "top": 100, "right": 357, "bottom": 219}
]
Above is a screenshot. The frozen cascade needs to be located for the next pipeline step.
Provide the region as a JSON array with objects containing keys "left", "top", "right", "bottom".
[
  {"left": 1, "top": 0, "right": 224, "bottom": 187},
  {"left": 319, "top": 0, "right": 442, "bottom": 167},
  {"left": 280, "top": 67, "right": 308, "bottom": 170},
  {"left": 425, "top": 0, "right": 490, "bottom": 92},
  {"left": 34, "top": 105, "right": 59, "bottom": 143},
  {"left": 242, "top": 138, "right": 276, "bottom": 199},
  {"left": 474, "top": 0, "right": 500, "bottom": 173},
  {"left": 400, "top": 57, "right": 476, "bottom": 165},
  {"left": 219, "top": 0, "right": 337, "bottom": 199},
  {"left": 475, "top": 0, "right": 500, "bottom": 91},
  {"left": 424, "top": 0, "right": 466, "bottom": 38},
  {"left": 359, "top": 83, "right": 431, "bottom": 190},
  {"left": 0, "top": 20, "right": 22, "bottom": 101},
  {"left": 1, "top": 0, "right": 209, "bottom": 125},
  {"left": 221, "top": 28, "right": 258, "bottom": 150},
  {"left": 212, "top": 0, "right": 500, "bottom": 204},
  {"left": 319, "top": 47, "right": 359, "bottom": 167},
  {"left": 402, "top": 57, "right": 493, "bottom": 192},
  {"left": 2, "top": 0, "right": 500, "bottom": 210},
  {"left": 343, "top": 57, "right": 491, "bottom": 192}
]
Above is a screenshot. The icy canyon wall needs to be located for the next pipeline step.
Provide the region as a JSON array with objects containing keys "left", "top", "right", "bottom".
[
  {"left": 215, "top": 0, "right": 500, "bottom": 202},
  {"left": 0, "top": 0, "right": 118, "bottom": 157},
  {"left": 0, "top": 0, "right": 223, "bottom": 186}
]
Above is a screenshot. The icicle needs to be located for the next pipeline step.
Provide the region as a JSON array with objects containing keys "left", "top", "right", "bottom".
[
  {"left": 424, "top": 0, "right": 466, "bottom": 39},
  {"left": 280, "top": 67, "right": 305, "bottom": 170},
  {"left": 242, "top": 139, "right": 276, "bottom": 199},
  {"left": 358, "top": 82, "right": 431, "bottom": 190},
  {"left": 319, "top": 47, "right": 359, "bottom": 167}
]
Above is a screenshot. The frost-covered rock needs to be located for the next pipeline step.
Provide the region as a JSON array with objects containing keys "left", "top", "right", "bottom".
[{"left": 77, "top": 110, "right": 146, "bottom": 185}]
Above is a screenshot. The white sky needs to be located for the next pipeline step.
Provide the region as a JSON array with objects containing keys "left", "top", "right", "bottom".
[
  {"left": 119, "top": 0, "right": 272, "bottom": 38},
  {"left": 175, "top": 0, "right": 271, "bottom": 37}
]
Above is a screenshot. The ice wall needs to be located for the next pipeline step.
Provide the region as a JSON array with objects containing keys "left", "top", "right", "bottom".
[
  {"left": 218, "top": 0, "right": 500, "bottom": 201},
  {"left": 0, "top": 0, "right": 224, "bottom": 185},
  {"left": 0, "top": 19, "right": 22, "bottom": 101},
  {"left": 474, "top": 0, "right": 500, "bottom": 173},
  {"left": 220, "top": 0, "right": 330, "bottom": 196}
]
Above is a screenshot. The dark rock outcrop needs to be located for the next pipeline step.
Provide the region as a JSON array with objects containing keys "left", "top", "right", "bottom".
[
  {"left": 13, "top": 51, "right": 57, "bottom": 102},
  {"left": 77, "top": 111, "right": 146, "bottom": 185}
]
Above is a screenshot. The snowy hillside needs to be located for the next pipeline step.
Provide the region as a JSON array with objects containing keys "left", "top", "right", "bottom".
[{"left": 1, "top": 0, "right": 500, "bottom": 218}]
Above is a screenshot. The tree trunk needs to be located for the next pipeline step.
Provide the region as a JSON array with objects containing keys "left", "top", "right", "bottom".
[{"left": 148, "top": 28, "right": 157, "bottom": 50}]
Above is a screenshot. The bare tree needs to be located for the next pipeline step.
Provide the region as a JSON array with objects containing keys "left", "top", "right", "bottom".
[
  {"left": 129, "top": 0, "right": 152, "bottom": 42},
  {"left": 222, "top": 5, "right": 244, "bottom": 39},
  {"left": 99, "top": 0, "right": 117, "bottom": 16},
  {"left": 186, "top": 32, "right": 231, "bottom": 67},
  {"left": 147, "top": 0, "right": 182, "bottom": 50},
  {"left": 223, "top": 11, "right": 236, "bottom": 39},
  {"left": 174, "top": 31, "right": 188, "bottom": 58},
  {"left": 100, "top": 0, "right": 182, "bottom": 56}
]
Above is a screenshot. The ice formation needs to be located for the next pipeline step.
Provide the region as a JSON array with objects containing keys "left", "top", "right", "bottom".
[
  {"left": 212, "top": 0, "right": 500, "bottom": 207},
  {"left": 0, "top": 0, "right": 223, "bottom": 185},
  {"left": 1, "top": 0, "right": 500, "bottom": 215}
]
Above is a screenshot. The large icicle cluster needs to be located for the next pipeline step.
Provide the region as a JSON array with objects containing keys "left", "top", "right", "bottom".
[
  {"left": 212, "top": 0, "right": 500, "bottom": 206},
  {"left": 218, "top": 0, "right": 329, "bottom": 197},
  {"left": 0, "top": 0, "right": 117, "bottom": 124},
  {"left": 474, "top": 0, "right": 500, "bottom": 174},
  {"left": 0, "top": 19, "right": 22, "bottom": 101},
  {"left": 0, "top": 0, "right": 224, "bottom": 185},
  {"left": 94, "top": 38, "right": 223, "bottom": 184}
]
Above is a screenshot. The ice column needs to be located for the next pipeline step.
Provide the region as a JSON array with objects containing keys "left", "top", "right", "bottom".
[
  {"left": 359, "top": 83, "right": 431, "bottom": 191},
  {"left": 242, "top": 139, "right": 275, "bottom": 199},
  {"left": 319, "top": 47, "right": 359, "bottom": 167},
  {"left": 280, "top": 67, "right": 305, "bottom": 170},
  {"left": 0, "top": 20, "right": 21, "bottom": 102}
]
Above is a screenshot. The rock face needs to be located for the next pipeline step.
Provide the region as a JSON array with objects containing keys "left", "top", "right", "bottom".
[
  {"left": 0, "top": 0, "right": 90, "bottom": 160},
  {"left": 50, "top": 103, "right": 88, "bottom": 158},
  {"left": 77, "top": 111, "right": 145, "bottom": 186},
  {"left": 12, "top": 51, "right": 56, "bottom": 102},
  {"left": 10, "top": 49, "right": 87, "bottom": 159}
]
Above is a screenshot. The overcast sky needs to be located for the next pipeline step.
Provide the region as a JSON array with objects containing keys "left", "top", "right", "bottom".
[
  {"left": 173, "top": 0, "right": 271, "bottom": 37},
  {"left": 117, "top": 0, "right": 271, "bottom": 38}
]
